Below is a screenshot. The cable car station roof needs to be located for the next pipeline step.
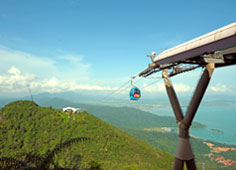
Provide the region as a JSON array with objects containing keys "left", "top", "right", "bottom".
[{"left": 139, "top": 23, "right": 236, "bottom": 77}]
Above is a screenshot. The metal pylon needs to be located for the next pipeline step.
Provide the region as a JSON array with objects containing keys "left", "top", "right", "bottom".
[{"left": 162, "top": 63, "right": 215, "bottom": 170}]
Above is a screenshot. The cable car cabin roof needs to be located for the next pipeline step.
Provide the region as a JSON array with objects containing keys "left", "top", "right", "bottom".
[{"left": 154, "top": 23, "right": 236, "bottom": 66}]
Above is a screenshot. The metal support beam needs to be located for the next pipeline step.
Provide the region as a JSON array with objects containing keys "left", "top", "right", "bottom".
[
  {"left": 183, "top": 63, "right": 215, "bottom": 128},
  {"left": 162, "top": 63, "right": 215, "bottom": 170},
  {"left": 162, "top": 69, "right": 184, "bottom": 125}
]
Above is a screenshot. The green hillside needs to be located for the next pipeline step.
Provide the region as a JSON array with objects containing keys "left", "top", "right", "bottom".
[
  {"left": 36, "top": 97, "right": 206, "bottom": 129},
  {"left": 0, "top": 100, "right": 173, "bottom": 170}
]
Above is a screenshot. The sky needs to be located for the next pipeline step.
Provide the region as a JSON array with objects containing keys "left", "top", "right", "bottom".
[{"left": 0, "top": 0, "right": 236, "bottom": 98}]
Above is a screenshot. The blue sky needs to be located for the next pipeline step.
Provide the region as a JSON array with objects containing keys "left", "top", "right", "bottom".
[{"left": 0, "top": 0, "right": 236, "bottom": 98}]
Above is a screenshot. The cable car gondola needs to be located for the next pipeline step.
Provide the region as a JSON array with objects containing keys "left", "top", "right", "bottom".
[
  {"left": 129, "top": 87, "right": 141, "bottom": 100},
  {"left": 129, "top": 76, "right": 141, "bottom": 100}
]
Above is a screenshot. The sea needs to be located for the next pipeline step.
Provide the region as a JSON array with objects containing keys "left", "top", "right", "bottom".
[{"left": 148, "top": 102, "right": 236, "bottom": 145}]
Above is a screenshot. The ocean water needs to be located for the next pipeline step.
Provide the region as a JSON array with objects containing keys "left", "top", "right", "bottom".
[{"left": 148, "top": 103, "right": 236, "bottom": 145}]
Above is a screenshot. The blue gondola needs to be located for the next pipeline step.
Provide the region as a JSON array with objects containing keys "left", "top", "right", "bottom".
[{"left": 129, "top": 87, "right": 141, "bottom": 100}]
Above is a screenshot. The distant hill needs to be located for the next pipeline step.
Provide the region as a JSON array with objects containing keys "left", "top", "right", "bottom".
[
  {"left": 0, "top": 100, "right": 173, "bottom": 170},
  {"left": 35, "top": 97, "right": 206, "bottom": 129}
]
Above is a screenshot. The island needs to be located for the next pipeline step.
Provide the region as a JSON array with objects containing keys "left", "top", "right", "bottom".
[{"left": 209, "top": 129, "right": 224, "bottom": 134}]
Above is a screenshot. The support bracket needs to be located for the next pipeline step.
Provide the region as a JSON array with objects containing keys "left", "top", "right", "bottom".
[{"left": 162, "top": 63, "right": 215, "bottom": 170}]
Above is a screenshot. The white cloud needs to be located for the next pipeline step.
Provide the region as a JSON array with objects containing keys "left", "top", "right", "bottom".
[
  {"left": 0, "top": 46, "right": 55, "bottom": 76},
  {"left": 142, "top": 82, "right": 164, "bottom": 93},
  {"left": 0, "top": 66, "right": 35, "bottom": 92},
  {"left": 0, "top": 46, "right": 132, "bottom": 96},
  {"left": 0, "top": 67, "right": 117, "bottom": 94},
  {"left": 0, "top": 45, "right": 113, "bottom": 96},
  {"left": 143, "top": 82, "right": 192, "bottom": 93},
  {"left": 34, "top": 79, "right": 118, "bottom": 93},
  {"left": 0, "top": 46, "right": 90, "bottom": 81},
  {"left": 210, "top": 84, "right": 230, "bottom": 92},
  {"left": 8, "top": 66, "right": 21, "bottom": 75},
  {"left": 173, "top": 83, "right": 192, "bottom": 93}
]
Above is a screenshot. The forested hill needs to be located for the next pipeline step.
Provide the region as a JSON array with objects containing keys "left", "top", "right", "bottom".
[
  {"left": 0, "top": 100, "right": 173, "bottom": 170},
  {"left": 36, "top": 97, "right": 206, "bottom": 129}
]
